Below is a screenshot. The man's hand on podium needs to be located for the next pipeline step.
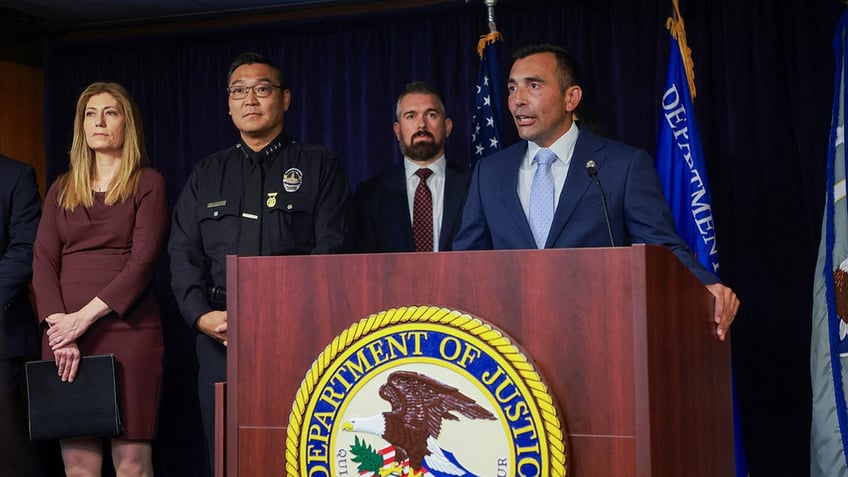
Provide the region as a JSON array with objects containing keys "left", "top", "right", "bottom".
[{"left": 706, "top": 283, "right": 739, "bottom": 341}]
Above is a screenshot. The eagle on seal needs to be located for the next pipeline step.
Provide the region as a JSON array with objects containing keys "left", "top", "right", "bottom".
[
  {"left": 342, "top": 370, "right": 496, "bottom": 476},
  {"left": 834, "top": 259, "right": 848, "bottom": 324}
]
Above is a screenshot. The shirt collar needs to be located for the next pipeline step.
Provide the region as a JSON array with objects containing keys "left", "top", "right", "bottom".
[
  {"left": 524, "top": 122, "right": 580, "bottom": 167},
  {"left": 404, "top": 155, "right": 446, "bottom": 179},
  {"left": 238, "top": 131, "right": 293, "bottom": 159}
]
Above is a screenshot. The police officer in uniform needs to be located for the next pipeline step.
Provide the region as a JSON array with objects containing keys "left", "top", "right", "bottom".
[{"left": 168, "top": 52, "right": 352, "bottom": 475}]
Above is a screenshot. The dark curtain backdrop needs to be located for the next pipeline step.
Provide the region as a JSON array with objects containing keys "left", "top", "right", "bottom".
[{"left": 40, "top": 0, "right": 843, "bottom": 475}]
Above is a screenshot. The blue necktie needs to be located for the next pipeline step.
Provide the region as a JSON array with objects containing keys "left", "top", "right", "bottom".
[{"left": 529, "top": 148, "right": 557, "bottom": 249}]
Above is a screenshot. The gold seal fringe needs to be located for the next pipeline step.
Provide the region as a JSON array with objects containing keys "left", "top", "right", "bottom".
[{"left": 477, "top": 31, "right": 502, "bottom": 59}]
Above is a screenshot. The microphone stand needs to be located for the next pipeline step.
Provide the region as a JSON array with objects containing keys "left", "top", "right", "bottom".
[{"left": 585, "top": 160, "right": 615, "bottom": 247}]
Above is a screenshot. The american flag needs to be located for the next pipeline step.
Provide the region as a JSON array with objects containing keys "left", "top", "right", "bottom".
[{"left": 470, "top": 32, "right": 504, "bottom": 166}]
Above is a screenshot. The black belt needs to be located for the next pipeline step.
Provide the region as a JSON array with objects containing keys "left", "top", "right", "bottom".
[{"left": 206, "top": 286, "right": 226, "bottom": 311}]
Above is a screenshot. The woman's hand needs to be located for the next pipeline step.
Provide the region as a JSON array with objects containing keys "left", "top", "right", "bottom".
[
  {"left": 53, "top": 341, "right": 81, "bottom": 382},
  {"left": 46, "top": 311, "right": 92, "bottom": 350},
  {"left": 45, "top": 297, "right": 111, "bottom": 350}
]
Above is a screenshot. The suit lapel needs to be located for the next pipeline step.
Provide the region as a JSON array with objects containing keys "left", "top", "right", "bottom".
[
  {"left": 546, "top": 130, "right": 605, "bottom": 247},
  {"left": 496, "top": 143, "right": 537, "bottom": 248},
  {"left": 386, "top": 166, "right": 415, "bottom": 249},
  {"left": 439, "top": 163, "right": 470, "bottom": 250}
]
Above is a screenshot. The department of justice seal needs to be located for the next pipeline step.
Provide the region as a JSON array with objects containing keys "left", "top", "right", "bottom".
[{"left": 285, "top": 306, "right": 567, "bottom": 477}]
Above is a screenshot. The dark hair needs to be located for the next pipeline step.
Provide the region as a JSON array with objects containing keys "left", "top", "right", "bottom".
[
  {"left": 227, "top": 52, "right": 287, "bottom": 89},
  {"left": 395, "top": 81, "right": 447, "bottom": 119},
  {"left": 512, "top": 42, "right": 582, "bottom": 91}
]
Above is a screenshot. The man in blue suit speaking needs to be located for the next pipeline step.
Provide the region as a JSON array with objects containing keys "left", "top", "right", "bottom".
[{"left": 453, "top": 42, "right": 739, "bottom": 340}]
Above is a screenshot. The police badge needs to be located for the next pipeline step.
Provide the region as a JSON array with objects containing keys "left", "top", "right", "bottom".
[{"left": 283, "top": 168, "right": 303, "bottom": 193}]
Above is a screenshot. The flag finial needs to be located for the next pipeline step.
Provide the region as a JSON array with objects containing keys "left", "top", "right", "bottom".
[
  {"left": 478, "top": 1, "right": 501, "bottom": 59},
  {"left": 485, "top": 0, "right": 498, "bottom": 33},
  {"left": 666, "top": 0, "right": 697, "bottom": 99}
]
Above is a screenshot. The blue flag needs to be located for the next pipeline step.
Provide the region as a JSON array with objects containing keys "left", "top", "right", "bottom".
[
  {"left": 471, "top": 32, "right": 504, "bottom": 166},
  {"left": 811, "top": 9, "right": 848, "bottom": 477},
  {"left": 656, "top": 6, "right": 747, "bottom": 476},
  {"left": 655, "top": 35, "right": 718, "bottom": 274}
]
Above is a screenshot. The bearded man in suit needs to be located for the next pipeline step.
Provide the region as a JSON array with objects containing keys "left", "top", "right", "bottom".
[{"left": 356, "top": 81, "right": 471, "bottom": 253}]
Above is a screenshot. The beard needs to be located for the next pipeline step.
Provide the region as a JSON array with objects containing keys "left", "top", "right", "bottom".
[{"left": 400, "top": 132, "right": 443, "bottom": 162}]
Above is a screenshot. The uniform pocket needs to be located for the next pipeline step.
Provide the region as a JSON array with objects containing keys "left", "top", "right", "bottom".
[
  {"left": 267, "top": 194, "right": 314, "bottom": 250},
  {"left": 198, "top": 198, "right": 241, "bottom": 253}
]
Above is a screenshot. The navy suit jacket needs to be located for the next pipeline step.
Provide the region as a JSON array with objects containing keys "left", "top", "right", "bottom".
[
  {"left": 0, "top": 155, "right": 41, "bottom": 359},
  {"left": 355, "top": 160, "right": 472, "bottom": 252},
  {"left": 453, "top": 128, "right": 717, "bottom": 285}
]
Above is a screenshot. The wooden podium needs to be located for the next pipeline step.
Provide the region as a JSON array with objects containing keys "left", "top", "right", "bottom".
[{"left": 223, "top": 245, "right": 733, "bottom": 476}]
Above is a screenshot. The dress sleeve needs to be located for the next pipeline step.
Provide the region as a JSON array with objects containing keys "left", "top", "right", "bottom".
[
  {"left": 32, "top": 183, "right": 67, "bottom": 322},
  {"left": 97, "top": 169, "right": 169, "bottom": 317}
]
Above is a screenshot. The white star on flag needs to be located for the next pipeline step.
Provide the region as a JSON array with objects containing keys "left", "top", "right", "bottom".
[{"left": 471, "top": 33, "right": 504, "bottom": 164}]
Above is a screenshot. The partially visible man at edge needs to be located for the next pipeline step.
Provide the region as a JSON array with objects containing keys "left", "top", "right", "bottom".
[{"left": 0, "top": 153, "right": 43, "bottom": 476}]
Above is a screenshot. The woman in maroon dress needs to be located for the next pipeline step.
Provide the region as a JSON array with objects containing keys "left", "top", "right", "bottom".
[{"left": 32, "top": 82, "right": 167, "bottom": 476}]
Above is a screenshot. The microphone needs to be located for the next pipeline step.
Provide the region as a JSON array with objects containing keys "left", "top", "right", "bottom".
[{"left": 585, "top": 160, "right": 615, "bottom": 247}]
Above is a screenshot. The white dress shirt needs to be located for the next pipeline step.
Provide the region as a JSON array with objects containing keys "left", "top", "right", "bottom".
[{"left": 518, "top": 124, "right": 580, "bottom": 218}]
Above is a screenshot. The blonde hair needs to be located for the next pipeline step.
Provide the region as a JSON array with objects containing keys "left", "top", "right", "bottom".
[{"left": 56, "top": 82, "right": 148, "bottom": 210}]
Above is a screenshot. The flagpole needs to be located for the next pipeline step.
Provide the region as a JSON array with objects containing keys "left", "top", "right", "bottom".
[
  {"left": 485, "top": 0, "right": 497, "bottom": 33},
  {"left": 477, "top": 0, "right": 501, "bottom": 58}
]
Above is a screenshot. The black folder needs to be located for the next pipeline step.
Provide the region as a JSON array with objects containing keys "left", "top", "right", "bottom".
[{"left": 25, "top": 354, "right": 122, "bottom": 441}]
